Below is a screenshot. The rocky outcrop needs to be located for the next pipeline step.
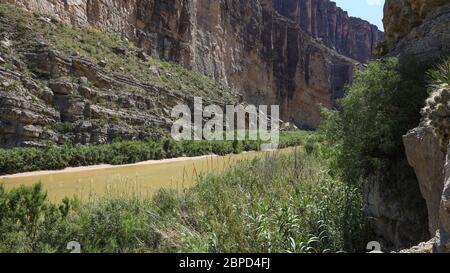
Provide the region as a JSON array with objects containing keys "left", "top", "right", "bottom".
[
  {"left": 439, "top": 147, "right": 450, "bottom": 252},
  {"left": 403, "top": 126, "right": 446, "bottom": 237},
  {"left": 384, "top": 0, "right": 449, "bottom": 44},
  {"left": 402, "top": 84, "right": 450, "bottom": 253},
  {"left": 402, "top": 85, "right": 450, "bottom": 253},
  {"left": 0, "top": 39, "right": 182, "bottom": 147},
  {"left": 364, "top": 158, "right": 429, "bottom": 249},
  {"left": 0, "top": 49, "right": 172, "bottom": 147},
  {"left": 384, "top": 0, "right": 450, "bottom": 61},
  {"left": 392, "top": 0, "right": 450, "bottom": 250},
  {"left": 272, "top": 0, "right": 384, "bottom": 63},
  {"left": 7, "top": 0, "right": 363, "bottom": 129},
  {"left": 367, "top": 0, "right": 450, "bottom": 251}
]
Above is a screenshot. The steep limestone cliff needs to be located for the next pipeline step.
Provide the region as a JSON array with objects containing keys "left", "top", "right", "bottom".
[
  {"left": 6, "top": 0, "right": 373, "bottom": 129},
  {"left": 272, "top": 0, "right": 384, "bottom": 63}
]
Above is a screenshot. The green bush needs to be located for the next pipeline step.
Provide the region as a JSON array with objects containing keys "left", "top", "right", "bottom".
[
  {"left": 0, "top": 131, "right": 308, "bottom": 175},
  {"left": 321, "top": 58, "right": 429, "bottom": 184},
  {"left": 0, "top": 183, "right": 71, "bottom": 252},
  {"left": 320, "top": 57, "right": 431, "bottom": 247}
]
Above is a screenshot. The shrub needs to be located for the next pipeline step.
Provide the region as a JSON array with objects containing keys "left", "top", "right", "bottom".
[
  {"left": 423, "top": 58, "right": 450, "bottom": 148},
  {"left": 321, "top": 58, "right": 429, "bottom": 184},
  {"left": 0, "top": 183, "right": 71, "bottom": 252},
  {"left": 0, "top": 132, "right": 307, "bottom": 175},
  {"left": 320, "top": 57, "right": 431, "bottom": 247}
]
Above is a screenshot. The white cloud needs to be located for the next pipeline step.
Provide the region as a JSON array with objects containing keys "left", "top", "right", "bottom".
[{"left": 367, "top": 0, "right": 382, "bottom": 6}]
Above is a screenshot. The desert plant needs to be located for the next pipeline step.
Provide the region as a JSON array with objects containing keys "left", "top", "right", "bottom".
[{"left": 422, "top": 58, "right": 450, "bottom": 149}]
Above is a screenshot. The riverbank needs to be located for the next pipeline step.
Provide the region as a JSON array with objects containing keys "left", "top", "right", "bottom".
[
  {"left": 0, "top": 131, "right": 312, "bottom": 176},
  {"left": 0, "top": 154, "right": 215, "bottom": 179},
  {"left": 1, "top": 147, "right": 300, "bottom": 202}
]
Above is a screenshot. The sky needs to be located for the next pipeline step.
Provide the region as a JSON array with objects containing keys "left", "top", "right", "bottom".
[{"left": 333, "top": 0, "right": 385, "bottom": 30}]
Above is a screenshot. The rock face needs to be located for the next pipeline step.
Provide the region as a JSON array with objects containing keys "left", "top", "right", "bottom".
[
  {"left": 403, "top": 126, "right": 446, "bottom": 236},
  {"left": 369, "top": 0, "right": 450, "bottom": 251},
  {"left": 439, "top": 146, "right": 450, "bottom": 252},
  {"left": 363, "top": 153, "right": 429, "bottom": 249},
  {"left": 0, "top": 45, "right": 173, "bottom": 147},
  {"left": 404, "top": 139, "right": 450, "bottom": 253},
  {"left": 384, "top": 0, "right": 450, "bottom": 60},
  {"left": 403, "top": 91, "right": 450, "bottom": 252},
  {"left": 6, "top": 0, "right": 381, "bottom": 129},
  {"left": 272, "top": 0, "right": 384, "bottom": 63},
  {"left": 384, "top": 0, "right": 449, "bottom": 44},
  {"left": 390, "top": 0, "right": 450, "bottom": 253}
]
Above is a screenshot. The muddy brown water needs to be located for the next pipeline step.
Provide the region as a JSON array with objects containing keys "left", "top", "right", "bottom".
[{"left": 0, "top": 147, "right": 299, "bottom": 202}]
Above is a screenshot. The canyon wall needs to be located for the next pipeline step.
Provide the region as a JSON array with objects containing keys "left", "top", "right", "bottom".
[
  {"left": 352, "top": 0, "right": 450, "bottom": 251},
  {"left": 272, "top": 0, "right": 384, "bottom": 63},
  {"left": 6, "top": 0, "right": 382, "bottom": 129},
  {"left": 384, "top": 0, "right": 450, "bottom": 60},
  {"left": 384, "top": 0, "right": 450, "bottom": 252}
]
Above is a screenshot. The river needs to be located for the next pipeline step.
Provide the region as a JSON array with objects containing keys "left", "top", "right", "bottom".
[{"left": 0, "top": 147, "right": 299, "bottom": 202}]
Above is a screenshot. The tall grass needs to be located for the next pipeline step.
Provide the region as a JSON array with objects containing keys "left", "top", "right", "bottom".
[{"left": 0, "top": 149, "right": 369, "bottom": 253}]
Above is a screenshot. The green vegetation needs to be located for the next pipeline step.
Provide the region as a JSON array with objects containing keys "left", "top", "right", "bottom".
[
  {"left": 3, "top": 1, "right": 443, "bottom": 254},
  {"left": 41, "top": 23, "right": 235, "bottom": 102},
  {"left": 0, "top": 148, "right": 368, "bottom": 253},
  {"left": 423, "top": 58, "right": 450, "bottom": 148},
  {"left": 319, "top": 57, "right": 434, "bottom": 246},
  {"left": 0, "top": 131, "right": 310, "bottom": 175},
  {"left": 321, "top": 58, "right": 429, "bottom": 185},
  {"left": 427, "top": 57, "right": 450, "bottom": 86}
]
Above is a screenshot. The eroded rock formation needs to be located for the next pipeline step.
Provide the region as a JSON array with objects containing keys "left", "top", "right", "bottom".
[
  {"left": 439, "top": 147, "right": 450, "bottom": 252},
  {"left": 384, "top": 0, "right": 450, "bottom": 60},
  {"left": 0, "top": 44, "right": 176, "bottom": 147},
  {"left": 272, "top": 0, "right": 384, "bottom": 63},
  {"left": 363, "top": 0, "right": 450, "bottom": 251},
  {"left": 403, "top": 126, "right": 446, "bottom": 237},
  {"left": 392, "top": 0, "right": 450, "bottom": 253},
  {"left": 402, "top": 88, "right": 450, "bottom": 253},
  {"left": 6, "top": 0, "right": 383, "bottom": 129}
]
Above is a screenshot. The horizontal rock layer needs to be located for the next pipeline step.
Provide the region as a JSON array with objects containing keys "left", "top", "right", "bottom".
[{"left": 7, "top": 0, "right": 367, "bottom": 129}]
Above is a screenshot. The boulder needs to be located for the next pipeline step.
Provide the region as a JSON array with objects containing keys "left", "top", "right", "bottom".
[
  {"left": 137, "top": 50, "right": 148, "bottom": 61},
  {"left": 112, "top": 47, "right": 127, "bottom": 55},
  {"left": 41, "top": 87, "right": 54, "bottom": 104},
  {"left": 77, "top": 85, "right": 95, "bottom": 99},
  {"left": 98, "top": 60, "right": 107, "bottom": 68},
  {"left": 48, "top": 78, "right": 74, "bottom": 95}
]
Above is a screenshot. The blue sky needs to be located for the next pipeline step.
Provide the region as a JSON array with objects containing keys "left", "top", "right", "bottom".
[{"left": 333, "top": 0, "right": 385, "bottom": 30}]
